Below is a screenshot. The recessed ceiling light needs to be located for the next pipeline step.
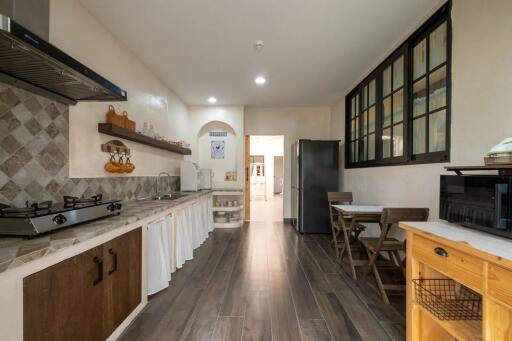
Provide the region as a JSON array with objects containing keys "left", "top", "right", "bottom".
[
  {"left": 208, "top": 97, "right": 217, "bottom": 104},
  {"left": 254, "top": 76, "right": 266, "bottom": 86},
  {"left": 254, "top": 40, "right": 265, "bottom": 52}
]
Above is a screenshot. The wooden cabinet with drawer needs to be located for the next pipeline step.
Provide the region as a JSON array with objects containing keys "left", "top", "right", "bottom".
[
  {"left": 401, "top": 221, "right": 512, "bottom": 341},
  {"left": 487, "top": 264, "right": 512, "bottom": 308},
  {"left": 412, "top": 234, "right": 484, "bottom": 292},
  {"left": 23, "top": 228, "right": 142, "bottom": 341}
]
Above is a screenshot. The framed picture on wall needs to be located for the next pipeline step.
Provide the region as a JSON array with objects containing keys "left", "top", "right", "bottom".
[{"left": 211, "top": 140, "right": 225, "bottom": 159}]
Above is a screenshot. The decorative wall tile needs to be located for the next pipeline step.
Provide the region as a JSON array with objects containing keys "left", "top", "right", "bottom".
[{"left": 0, "top": 82, "right": 180, "bottom": 207}]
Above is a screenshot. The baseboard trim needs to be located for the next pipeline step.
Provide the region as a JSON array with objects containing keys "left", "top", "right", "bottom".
[{"left": 283, "top": 218, "right": 294, "bottom": 224}]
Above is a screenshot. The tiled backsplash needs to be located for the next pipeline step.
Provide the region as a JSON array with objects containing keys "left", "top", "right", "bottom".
[{"left": 0, "top": 82, "right": 178, "bottom": 207}]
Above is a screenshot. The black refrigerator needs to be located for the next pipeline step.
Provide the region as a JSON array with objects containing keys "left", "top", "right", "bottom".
[{"left": 291, "top": 140, "right": 340, "bottom": 234}]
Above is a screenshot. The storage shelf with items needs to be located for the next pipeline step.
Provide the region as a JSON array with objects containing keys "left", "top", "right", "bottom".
[
  {"left": 212, "top": 190, "right": 244, "bottom": 228},
  {"left": 98, "top": 123, "right": 191, "bottom": 155},
  {"left": 100, "top": 104, "right": 191, "bottom": 155}
]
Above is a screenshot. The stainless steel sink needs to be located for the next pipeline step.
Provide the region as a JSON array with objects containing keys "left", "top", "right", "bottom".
[{"left": 138, "top": 193, "right": 188, "bottom": 201}]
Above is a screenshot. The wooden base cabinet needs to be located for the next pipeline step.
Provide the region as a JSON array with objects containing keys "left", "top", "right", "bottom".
[
  {"left": 400, "top": 222, "right": 512, "bottom": 341},
  {"left": 23, "top": 228, "right": 142, "bottom": 341}
]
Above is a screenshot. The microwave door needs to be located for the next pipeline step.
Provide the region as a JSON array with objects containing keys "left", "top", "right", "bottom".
[{"left": 495, "top": 183, "right": 511, "bottom": 231}]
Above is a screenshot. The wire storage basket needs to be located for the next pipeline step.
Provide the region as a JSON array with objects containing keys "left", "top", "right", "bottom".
[{"left": 413, "top": 279, "right": 482, "bottom": 321}]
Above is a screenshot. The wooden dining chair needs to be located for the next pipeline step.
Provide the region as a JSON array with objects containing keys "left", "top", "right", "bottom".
[
  {"left": 327, "top": 192, "right": 367, "bottom": 259},
  {"left": 360, "top": 207, "right": 429, "bottom": 304}
]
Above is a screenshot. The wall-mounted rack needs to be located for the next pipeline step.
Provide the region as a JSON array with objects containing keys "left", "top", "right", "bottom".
[
  {"left": 98, "top": 123, "right": 192, "bottom": 155},
  {"left": 445, "top": 165, "right": 512, "bottom": 176},
  {"left": 101, "top": 140, "right": 130, "bottom": 155}
]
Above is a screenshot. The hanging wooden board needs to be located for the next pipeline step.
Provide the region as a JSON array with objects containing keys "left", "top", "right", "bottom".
[{"left": 101, "top": 140, "right": 130, "bottom": 155}]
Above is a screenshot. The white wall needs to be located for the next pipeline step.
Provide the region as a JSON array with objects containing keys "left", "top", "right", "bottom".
[
  {"left": 245, "top": 107, "right": 332, "bottom": 218},
  {"left": 188, "top": 106, "right": 245, "bottom": 190},
  {"left": 250, "top": 136, "right": 284, "bottom": 199},
  {"left": 50, "top": 0, "right": 190, "bottom": 177},
  {"left": 197, "top": 121, "right": 237, "bottom": 184},
  {"left": 330, "top": 0, "right": 512, "bottom": 234}
]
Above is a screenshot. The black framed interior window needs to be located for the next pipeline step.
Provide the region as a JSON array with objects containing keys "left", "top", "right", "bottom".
[
  {"left": 360, "top": 77, "right": 377, "bottom": 163},
  {"left": 345, "top": 3, "right": 451, "bottom": 168},
  {"left": 381, "top": 48, "right": 407, "bottom": 163},
  {"left": 410, "top": 18, "right": 449, "bottom": 162}
]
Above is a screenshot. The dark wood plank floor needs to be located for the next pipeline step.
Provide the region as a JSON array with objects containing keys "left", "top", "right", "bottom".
[{"left": 120, "top": 222, "right": 405, "bottom": 341}]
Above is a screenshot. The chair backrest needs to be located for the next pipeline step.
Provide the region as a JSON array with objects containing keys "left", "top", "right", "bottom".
[
  {"left": 381, "top": 208, "right": 429, "bottom": 225},
  {"left": 327, "top": 192, "right": 354, "bottom": 227},
  {"left": 327, "top": 192, "right": 353, "bottom": 204}
]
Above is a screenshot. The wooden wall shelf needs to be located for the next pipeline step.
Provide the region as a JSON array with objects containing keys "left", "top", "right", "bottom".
[{"left": 98, "top": 123, "right": 191, "bottom": 155}]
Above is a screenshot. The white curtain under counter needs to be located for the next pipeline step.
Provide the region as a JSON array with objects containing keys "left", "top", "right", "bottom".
[{"left": 146, "top": 194, "right": 214, "bottom": 295}]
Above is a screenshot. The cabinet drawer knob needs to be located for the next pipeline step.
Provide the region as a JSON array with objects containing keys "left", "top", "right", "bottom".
[
  {"left": 434, "top": 247, "right": 448, "bottom": 257},
  {"left": 93, "top": 256, "right": 103, "bottom": 285}
]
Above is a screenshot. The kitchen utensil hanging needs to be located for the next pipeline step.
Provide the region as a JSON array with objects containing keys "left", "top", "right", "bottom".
[{"left": 101, "top": 140, "right": 135, "bottom": 174}]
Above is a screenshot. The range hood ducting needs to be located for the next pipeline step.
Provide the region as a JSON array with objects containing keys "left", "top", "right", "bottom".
[{"left": 0, "top": 15, "right": 127, "bottom": 105}]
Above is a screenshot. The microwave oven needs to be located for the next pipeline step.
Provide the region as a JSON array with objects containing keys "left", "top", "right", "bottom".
[{"left": 440, "top": 175, "right": 512, "bottom": 238}]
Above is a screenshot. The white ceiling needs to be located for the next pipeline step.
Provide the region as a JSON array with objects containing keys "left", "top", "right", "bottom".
[{"left": 80, "top": 0, "right": 439, "bottom": 106}]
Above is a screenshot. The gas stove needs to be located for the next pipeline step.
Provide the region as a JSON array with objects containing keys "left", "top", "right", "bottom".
[{"left": 0, "top": 194, "right": 122, "bottom": 237}]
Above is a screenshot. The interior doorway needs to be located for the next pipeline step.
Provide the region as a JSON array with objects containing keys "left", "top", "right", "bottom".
[{"left": 248, "top": 135, "right": 284, "bottom": 222}]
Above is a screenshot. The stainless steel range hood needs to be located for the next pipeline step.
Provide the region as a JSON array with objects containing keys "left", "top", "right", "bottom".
[{"left": 0, "top": 0, "right": 127, "bottom": 105}]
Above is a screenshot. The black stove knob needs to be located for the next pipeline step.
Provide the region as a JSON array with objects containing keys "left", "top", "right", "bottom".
[
  {"left": 114, "top": 202, "right": 122, "bottom": 210},
  {"left": 52, "top": 214, "right": 67, "bottom": 225},
  {"left": 107, "top": 203, "right": 116, "bottom": 212}
]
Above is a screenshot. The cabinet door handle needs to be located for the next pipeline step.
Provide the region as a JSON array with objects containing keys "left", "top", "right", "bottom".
[
  {"left": 108, "top": 249, "right": 118, "bottom": 275},
  {"left": 93, "top": 256, "right": 103, "bottom": 285},
  {"left": 434, "top": 247, "right": 448, "bottom": 257}
]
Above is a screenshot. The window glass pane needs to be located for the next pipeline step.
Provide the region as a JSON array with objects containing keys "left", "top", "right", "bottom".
[
  {"left": 393, "top": 123, "right": 404, "bottom": 157},
  {"left": 351, "top": 119, "right": 355, "bottom": 140},
  {"left": 383, "top": 97, "right": 391, "bottom": 127},
  {"left": 413, "top": 78, "right": 427, "bottom": 117},
  {"left": 351, "top": 142, "right": 356, "bottom": 162},
  {"left": 368, "top": 106, "right": 376, "bottom": 133},
  {"left": 413, "top": 117, "right": 426, "bottom": 154},
  {"left": 392, "top": 90, "right": 404, "bottom": 123},
  {"left": 368, "top": 134, "right": 375, "bottom": 160},
  {"left": 351, "top": 97, "right": 356, "bottom": 118},
  {"left": 363, "top": 110, "right": 368, "bottom": 136},
  {"left": 430, "top": 22, "right": 447, "bottom": 70},
  {"left": 429, "top": 65, "right": 446, "bottom": 111},
  {"left": 362, "top": 138, "right": 367, "bottom": 161},
  {"left": 355, "top": 117, "right": 359, "bottom": 139},
  {"left": 383, "top": 66, "right": 392, "bottom": 96},
  {"left": 429, "top": 109, "right": 446, "bottom": 152},
  {"left": 355, "top": 94, "right": 359, "bottom": 114},
  {"left": 382, "top": 128, "right": 391, "bottom": 158},
  {"left": 362, "top": 86, "right": 368, "bottom": 109},
  {"left": 413, "top": 39, "right": 427, "bottom": 80},
  {"left": 393, "top": 56, "right": 404, "bottom": 90},
  {"left": 369, "top": 80, "right": 376, "bottom": 106}
]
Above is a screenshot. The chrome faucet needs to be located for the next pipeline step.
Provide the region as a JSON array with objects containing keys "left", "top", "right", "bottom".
[{"left": 156, "top": 172, "right": 172, "bottom": 198}]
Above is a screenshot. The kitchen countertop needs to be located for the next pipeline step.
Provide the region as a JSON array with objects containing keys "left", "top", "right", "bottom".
[
  {"left": 400, "top": 221, "right": 512, "bottom": 262},
  {"left": 0, "top": 190, "right": 212, "bottom": 276}
]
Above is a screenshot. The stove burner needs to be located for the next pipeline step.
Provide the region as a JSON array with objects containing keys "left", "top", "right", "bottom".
[
  {"left": 63, "top": 194, "right": 103, "bottom": 207},
  {"left": 0, "top": 201, "right": 53, "bottom": 217}
]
